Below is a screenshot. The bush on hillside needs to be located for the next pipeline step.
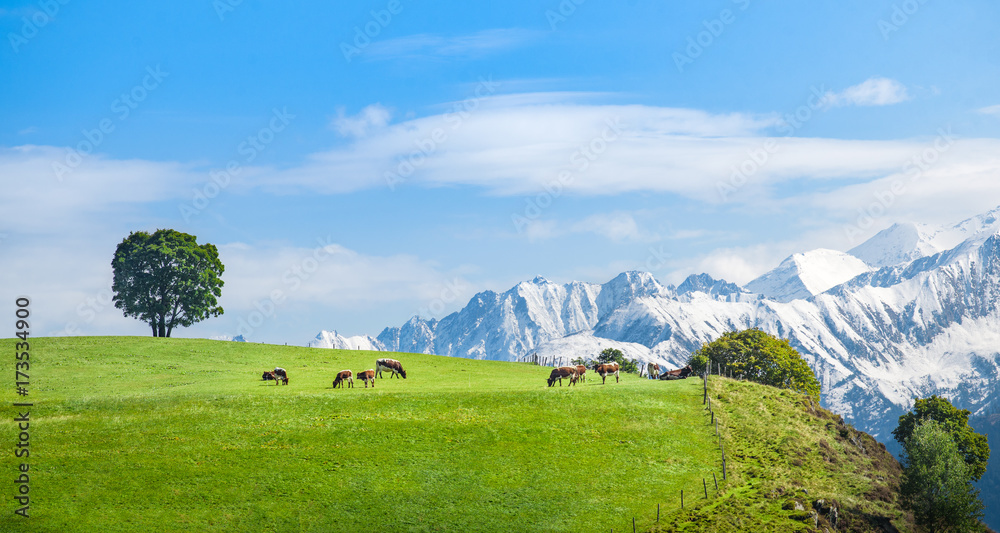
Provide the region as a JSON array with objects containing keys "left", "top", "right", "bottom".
[{"left": 688, "top": 328, "right": 820, "bottom": 400}]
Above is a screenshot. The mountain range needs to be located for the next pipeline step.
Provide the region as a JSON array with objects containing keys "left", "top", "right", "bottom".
[{"left": 307, "top": 206, "right": 1000, "bottom": 440}]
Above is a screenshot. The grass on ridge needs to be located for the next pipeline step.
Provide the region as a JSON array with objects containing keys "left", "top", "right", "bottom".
[
  {"left": 651, "top": 376, "right": 916, "bottom": 533},
  {"left": 1, "top": 337, "right": 722, "bottom": 532}
]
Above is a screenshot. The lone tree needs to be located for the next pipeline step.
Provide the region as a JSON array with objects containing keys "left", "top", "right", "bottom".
[
  {"left": 687, "top": 328, "right": 820, "bottom": 400},
  {"left": 899, "top": 419, "right": 986, "bottom": 532},
  {"left": 596, "top": 348, "right": 639, "bottom": 374},
  {"left": 112, "top": 229, "right": 225, "bottom": 337},
  {"left": 892, "top": 395, "right": 990, "bottom": 482}
]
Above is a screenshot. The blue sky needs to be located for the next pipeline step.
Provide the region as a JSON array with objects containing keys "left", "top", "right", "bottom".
[{"left": 3, "top": 0, "right": 1000, "bottom": 344}]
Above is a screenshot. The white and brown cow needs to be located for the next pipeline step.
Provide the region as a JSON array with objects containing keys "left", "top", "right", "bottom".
[
  {"left": 547, "top": 366, "right": 579, "bottom": 387},
  {"left": 375, "top": 358, "right": 407, "bottom": 379},
  {"left": 266, "top": 370, "right": 289, "bottom": 385},
  {"left": 332, "top": 370, "right": 353, "bottom": 389},
  {"left": 647, "top": 362, "right": 661, "bottom": 380},
  {"left": 357, "top": 369, "right": 376, "bottom": 388},
  {"left": 575, "top": 365, "right": 587, "bottom": 383},
  {"left": 593, "top": 362, "right": 620, "bottom": 384}
]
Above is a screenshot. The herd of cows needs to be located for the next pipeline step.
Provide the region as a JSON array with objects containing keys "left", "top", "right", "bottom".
[{"left": 260, "top": 357, "right": 693, "bottom": 388}]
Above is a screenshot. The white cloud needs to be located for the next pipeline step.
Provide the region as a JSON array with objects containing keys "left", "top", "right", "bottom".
[
  {"left": 365, "top": 28, "right": 539, "bottom": 60},
  {"left": 978, "top": 104, "right": 1000, "bottom": 117},
  {"left": 819, "top": 77, "right": 909, "bottom": 108},
  {"left": 261, "top": 94, "right": 977, "bottom": 203},
  {"left": 572, "top": 212, "right": 648, "bottom": 242},
  {"left": 332, "top": 103, "right": 392, "bottom": 138}
]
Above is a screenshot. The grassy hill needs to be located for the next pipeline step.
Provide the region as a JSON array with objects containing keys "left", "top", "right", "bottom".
[{"left": 0, "top": 337, "right": 917, "bottom": 532}]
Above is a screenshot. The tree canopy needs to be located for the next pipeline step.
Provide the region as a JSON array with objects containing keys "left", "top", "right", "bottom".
[
  {"left": 596, "top": 348, "right": 639, "bottom": 374},
  {"left": 688, "top": 328, "right": 820, "bottom": 400},
  {"left": 112, "top": 229, "right": 225, "bottom": 337},
  {"left": 892, "top": 395, "right": 990, "bottom": 482},
  {"left": 900, "top": 419, "right": 985, "bottom": 532}
]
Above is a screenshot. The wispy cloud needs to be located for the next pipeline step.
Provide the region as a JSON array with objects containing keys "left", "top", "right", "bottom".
[
  {"left": 364, "top": 28, "right": 539, "bottom": 61},
  {"left": 519, "top": 212, "right": 653, "bottom": 243},
  {"left": 260, "top": 94, "right": 928, "bottom": 199},
  {"left": 978, "top": 104, "right": 1000, "bottom": 117},
  {"left": 819, "top": 77, "right": 910, "bottom": 108}
]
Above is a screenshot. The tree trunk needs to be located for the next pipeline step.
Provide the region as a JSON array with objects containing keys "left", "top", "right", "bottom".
[
  {"left": 158, "top": 317, "right": 167, "bottom": 337},
  {"left": 150, "top": 321, "right": 158, "bottom": 337}
]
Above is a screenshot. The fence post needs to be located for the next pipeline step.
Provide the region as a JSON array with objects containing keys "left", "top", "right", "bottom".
[
  {"left": 657, "top": 503, "right": 660, "bottom": 522},
  {"left": 713, "top": 472, "right": 718, "bottom": 490},
  {"left": 703, "top": 478, "right": 708, "bottom": 498},
  {"left": 681, "top": 489, "right": 684, "bottom": 508},
  {"left": 633, "top": 517, "right": 636, "bottom": 533}
]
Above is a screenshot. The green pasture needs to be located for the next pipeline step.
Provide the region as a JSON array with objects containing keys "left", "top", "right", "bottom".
[{"left": 0, "top": 337, "right": 722, "bottom": 532}]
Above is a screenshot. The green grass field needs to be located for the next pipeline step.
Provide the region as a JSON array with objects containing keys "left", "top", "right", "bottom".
[{"left": 0, "top": 337, "right": 724, "bottom": 532}]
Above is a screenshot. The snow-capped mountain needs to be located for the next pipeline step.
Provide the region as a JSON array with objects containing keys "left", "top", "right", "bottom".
[
  {"left": 308, "top": 330, "right": 384, "bottom": 351},
  {"left": 310, "top": 207, "right": 1000, "bottom": 439},
  {"left": 745, "top": 249, "right": 871, "bottom": 303}
]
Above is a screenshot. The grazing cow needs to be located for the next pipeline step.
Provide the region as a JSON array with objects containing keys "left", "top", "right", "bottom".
[
  {"left": 659, "top": 365, "right": 693, "bottom": 380},
  {"left": 547, "top": 366, "right": 579, "bottom": 387},
  {"left": 357, "top": 369, "right": 376, "bottom": 388},
  {"left": 267, "top": 371, "right": 289, "bottom": 385},
  {"left": 647, "top": 362, "right": 661, "bottom": 380},
  {"left": 593, "top": 362, "right": 620, "bottom": 384},
  {"left": 375, "top": 358, "right": 407, "bottom": 379},
  {"left": 262, "top": 371, "right": 274, "bottom": 381},
  {"left": 332, "top": 370, "right": 353, "bottom": 389},
  {"left": 575, "top": 365, "right": 587, "bottom": 383}
]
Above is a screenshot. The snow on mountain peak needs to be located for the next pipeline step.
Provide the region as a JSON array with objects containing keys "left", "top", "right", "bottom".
[
  {"left": 745, "top": 249, "right": 871, "bottom": 303},
  {"left": 848, "top": 222, "right": 940, "bottom": 268},
  {"left": 849, "top": 205, "right": 1000, "bottom": 269},
  {"left": 309, "top": 330, "right": 385, "bottom": 351}
]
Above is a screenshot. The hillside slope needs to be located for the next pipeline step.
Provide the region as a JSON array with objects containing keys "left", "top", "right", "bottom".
[{"left": 654, "top": 376, "right": 917, "bottom": 533}]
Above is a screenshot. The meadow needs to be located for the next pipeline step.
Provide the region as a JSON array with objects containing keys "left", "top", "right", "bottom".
[{"left": 0, "top": 337, "right": 722, "bottom": 532}]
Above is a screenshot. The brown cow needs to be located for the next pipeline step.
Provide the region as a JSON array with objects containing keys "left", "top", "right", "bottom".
[
  {"left": 547, "top": 366, "right": 578, "bottom": 387},
  {"left": 267, "top": 371, "right": 289, "bottom": 385},
  {"left": 592, "top": 362, "right": 620, "bottom": 384},
  {"left": 659, "top": 365, "right": 693, "bottom": 380},
  {"left": 375, "top": 358, "right": 407, "bottom": 379},
  {"left": 647, "top": 362, "right": 661, "bottom": 380},
  {"left": 332, "top": 370, "right": 353, "bottom": 389},
  {"left": 575, "top": 365, "right": 587, "bottom": 383},
  {"left": 357, "top": 369, "right": 376, "bottom": 388}
]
